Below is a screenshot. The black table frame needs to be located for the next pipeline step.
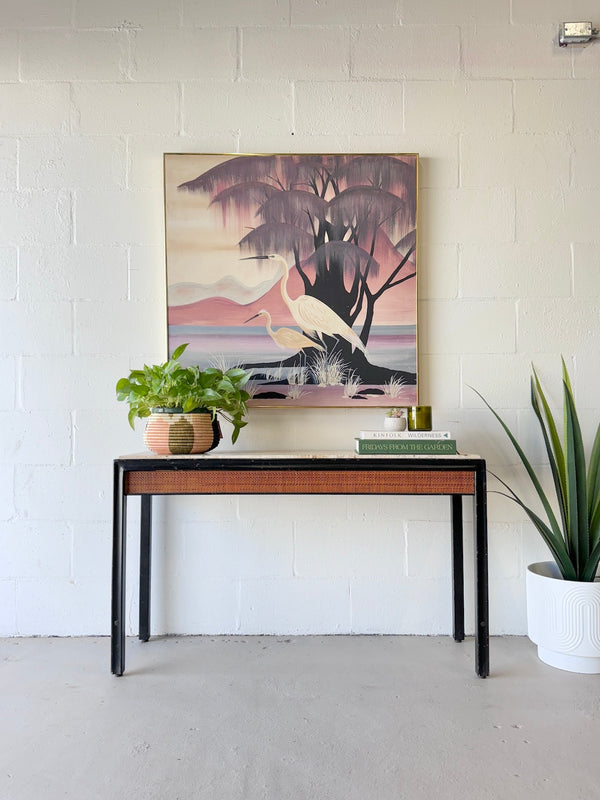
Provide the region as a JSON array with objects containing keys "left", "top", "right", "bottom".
[{"left": 112, "top": 453, "right": 488, "bottom": 677}]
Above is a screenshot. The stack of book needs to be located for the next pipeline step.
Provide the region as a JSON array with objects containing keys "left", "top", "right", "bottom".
[{"left": 355, "top": 429, "right": 457, "bottom": 455}]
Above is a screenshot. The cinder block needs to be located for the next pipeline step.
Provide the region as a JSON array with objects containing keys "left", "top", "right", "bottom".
[
  {"left": 128, "top": 135, "right": 232, "bottom": 189},
  {"left": 417, "top": 353, "right": 461, "bottom": 410},
  {"left": 0, "top": 190, "right": 71, "bottom": 246},
  {"left": 0, "top": 84, "right": 71, "bottom": 135},
  {"left": 352, "top": 25, "right": 459, "bottom": 80},
  {"left": 291, "top": 0, "right": 395, "bottom": 25},
  {"left": 75, "top": 0, "right": 176, "bottom": 28},
  {"left": 19, "top": 136, "right": 126, "bottom": 190},
  {"left": 349, "top": 579, "right": 408, "bottom": 633},
  {"left": 295, "top": 82, "right": 403, "bottom": 136},
  {"left": 76, "top": 189, "right": 164, "bottom": 245},
  {"left": 515, "top": 80, "right": 600, "bottom": 134},
  {"left": 517, "top": 188, "right": 600, "bottom": 242},
  {"left": 16, "top": 578, "right": 108, "bottom": 636},
  {"left": 73, "top": 83, "right": 179, "bottom": 135},
  {"left": 244, "top": 27, "right": 349, "bottom": 80},
  {"left": 489, "top": 577, "right": 527, "bottom": 634},
  {"left": 463, "top": 24, "right": 571, "bottom": 79},
  {"left": 0, "top": 411, "right": 71, "bottom": 465},
  {"left": 183, "top": 81, "right": 293, "bottom": 137},
  {"left": 0, "top": 301, "right": 72, "bottom": 355},
  {"left": 456, "top": 408, "right": 522, "bottom": 471},
  {"left": 0, "top": 359, "right": 15, "bottom": 411},
  {"left": 517, "top": 297, "right": 599, "bottom": 353},
  {"left": 512, "top": 0, "right": 600, "bottom": 25},
  {"left": 158, "top": 578, "right": 241, "bottom": 636},
  {"left": 406, "top": 521, "right": 452, "bottom": 578},
  {"left": 129, "top": 245, "right": 167, "bottom": 304},
  {"left": 151, "top": 494, "right": 237, "bottom": 524},
  {"left": 0, "top": 466, "right": 15, "bottom": 521},
  {"left": 184, "top": 0, "right": 289, "bottom": 26},
  {"left": 461, "top": 242, "right": 572, "bottom": 298},
  {"left": 20, "top": 31, "right": 128, "bottom": 81},
  {"left": 461, "top": 133, "right": 570, "bottom": 188},
  {"left": 418, "top": 244, "right": 458, "bottom": 300},
  {"left": 0, "top": 247, "right": 17, "bottom": 300},
  {"left": 351, "top": 578, "right": 454, "bottom": 634},
  {"left": 14, "top": 464, "right": 112, "bottom": 522},
  {"left": 73, "top": 409, "right": 143, "bottom": 465},
  {"left": 419, "top": 298, "right": 516, "bottom": 355},
  {"left": 346, "top": 493, "right": 450, "bottom": 524},
  {"left": 71, "top": 521, "right": 110, "bottom": 581},
  {"left": 182, "top": 520, "right": 294, "bottom": 580},
  {"left": 0, "top": 139, "right": 17, "bottom": 191},
  {"left": 0, "top": 521, "right": 71, "bottom": 578},
  {"left": 405, "top": 80, "right": 513, "bottom": 135},
  {"left": 21, "top": 355, "right": 131, "bottom": 410},
  {"left": 75, "top": 300, "right": 160, "bottom": 354},
  {"left": 239, "top": 577, "right": 351, "bottom": 634},
  {"left": 238, "top": 492, "right": 341, "bottom": 522},
  {"left": 488, "top": 522, "right": 521, "bottom": 579},
  {"left": 131, "top": 28, "right": 237, "bottom": 81},
  {"left": 419, "top": 187, "right": 514, "bottom": 244},
  {"left": 19, "top": 245, "right": 129, "bottom": 302},
  {"left": 0, "top": 581, "right": 16, "bottom": 635},
  {"left": 570, "top": 134, "right": 600, "bottom": 188},
  {"left": 2, "top": 0, "right": 72, "bottom": 27},
  {"left": 573, "top": 36, "right": 600, "bottom": 78},
  {"left": 401, "top": 0, "right": 508, "bottom": 24},
  {"left": 294, "top": 518, "right": 404, "bottom": 579},
  {"left": 0, "top": 32, "right": 18, "bottom": 80},
  {"left": 462, "top": 354, "right": 537, "bottom": 409},
  {"left": 573, "top": 243, "right": 600, "bottom": 298}
]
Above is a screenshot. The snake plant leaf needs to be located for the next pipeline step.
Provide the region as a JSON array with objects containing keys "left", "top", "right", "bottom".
[
  {"left": 476, "top": 361, "right": 600, "bottom": 582},
  {"left": 530, "top": 375, "right": 568, "bottom": 538},
  {"left": 587, "top": 423, "right": 600, "bottom": 531},
  {"left": 471, "top": 386, "right": 563, "bottom": 543},
  {"left": 491, "top": 471, "right": 576, "bottom": 581},
  {"left": 532, "top": 370, "right": 567, "bottom": 503},
  {"left": 564, "top": 379, "right": 589, "bottom": 577}
]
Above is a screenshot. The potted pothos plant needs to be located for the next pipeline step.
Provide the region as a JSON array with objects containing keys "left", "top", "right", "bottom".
[
  {"left": 475, "top": 359, "right": 600, "bottom": 672},
  {"left": 116, "top": 344, "right": 251, "bottom": 455}
]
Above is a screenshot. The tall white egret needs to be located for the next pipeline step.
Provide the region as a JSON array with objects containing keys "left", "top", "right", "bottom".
[
  {"left": 241, "top": 254, "right": 367, "bottom": 354},
  {"left": 244, "top": 309, "right": 325, "bottom": 354}
]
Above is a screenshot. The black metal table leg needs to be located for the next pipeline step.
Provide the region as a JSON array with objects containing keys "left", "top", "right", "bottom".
[
  {"left": 111, "top": 463, "right": 127, "bottom": 676},
  {"left": 139, "top": 495, "right": 152, "bottom": 642},
  {"left": 451, "top": 495, "right": 465, "bottom": 642},
  {"left": 474, "top": 464, "right": 489, "bottom": 678}
]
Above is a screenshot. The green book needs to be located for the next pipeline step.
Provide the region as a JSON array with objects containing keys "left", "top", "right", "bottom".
[{"left": 355, "top": 438, "right": 457, "bottom": 455}]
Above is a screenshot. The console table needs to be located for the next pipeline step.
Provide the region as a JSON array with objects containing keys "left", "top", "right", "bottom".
[{"left": 112, "top": 451, "right": 489, "bottom": 677}]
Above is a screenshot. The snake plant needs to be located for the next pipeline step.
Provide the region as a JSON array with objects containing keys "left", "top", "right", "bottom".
[{"left": 475, "top": 359, "right": 600, "bottom": 582}]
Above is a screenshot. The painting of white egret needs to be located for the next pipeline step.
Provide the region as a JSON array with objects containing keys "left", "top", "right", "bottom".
[{"left": 164, "top": 153, "right": 418, "bottom": 408}]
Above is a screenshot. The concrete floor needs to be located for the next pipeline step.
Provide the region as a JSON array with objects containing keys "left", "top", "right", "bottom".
[{"left": 1, "top": 636, "right": 599, "bottom": 800}]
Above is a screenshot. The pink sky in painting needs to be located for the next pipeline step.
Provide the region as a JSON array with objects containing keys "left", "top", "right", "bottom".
[{"left": 168, "top": 250, "right": 416, "bottom": 329}]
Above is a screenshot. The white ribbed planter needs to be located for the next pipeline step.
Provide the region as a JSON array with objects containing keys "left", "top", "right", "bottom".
[{"left": 527, "top": 561, "right": 600, "bottom": 674}]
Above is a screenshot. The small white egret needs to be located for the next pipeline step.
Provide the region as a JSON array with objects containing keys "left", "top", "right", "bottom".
[
  {"left": 241, "top": 254, "right": 367, "bottom": 354},
  {"left": 245, "top": 309, "right": 325, "bottom": 354}
]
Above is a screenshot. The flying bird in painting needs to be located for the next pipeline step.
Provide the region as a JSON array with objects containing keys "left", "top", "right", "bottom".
[
  {"left": 241, "top": 254, "right": 367, "bottom": 354},
  {"left": 244, "top": 309, "right": 325, "bottom": 355}
]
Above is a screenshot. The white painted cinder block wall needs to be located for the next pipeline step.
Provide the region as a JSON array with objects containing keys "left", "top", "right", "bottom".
[{"left": 2, "top": 0, "right": 599, "bottom": 637}]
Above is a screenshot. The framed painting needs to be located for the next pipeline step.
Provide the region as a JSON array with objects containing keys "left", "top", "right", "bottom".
[{"left": 164, "top": 153, "right": 418, "bottom": 408}]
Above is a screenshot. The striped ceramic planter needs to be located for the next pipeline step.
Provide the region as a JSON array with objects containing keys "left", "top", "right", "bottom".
[
  {"left": 143, "top": 409, "right": 222, "bottom": 455},
  {"left": 527, "top": 561, "right": 600, "bottom": 673}
]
